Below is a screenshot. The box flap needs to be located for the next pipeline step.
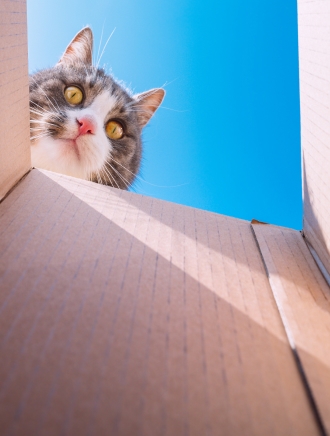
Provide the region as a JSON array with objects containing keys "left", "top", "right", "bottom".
[
  {"left": 253, "top": 222, "right": 330, "bottom": 434},
  {"left": 0, "top": 169, "right": 318, "bottom": 435},
  {"left": 0, "top": 0, "right": 31, "bottom": 200},
  {"left": 298, "top": 0, "right": 330, "bottom": 274}
]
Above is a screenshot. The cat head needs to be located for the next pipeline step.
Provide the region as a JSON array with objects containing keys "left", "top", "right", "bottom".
[{"left": 29, "top": 27, "right": 165, "bottom": 189}]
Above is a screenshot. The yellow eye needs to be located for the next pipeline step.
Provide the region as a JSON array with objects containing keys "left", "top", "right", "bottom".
[
  {"left": 64, "top": 86, "right": 83, "bottom": 105},
  {"left": 105, "top": 120, "right": 124, "bottom": 140}
]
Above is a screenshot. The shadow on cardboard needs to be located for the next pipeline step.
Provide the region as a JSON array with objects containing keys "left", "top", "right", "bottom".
[{"left": 0, "top": 169, "right": 329, "bottom": 435}]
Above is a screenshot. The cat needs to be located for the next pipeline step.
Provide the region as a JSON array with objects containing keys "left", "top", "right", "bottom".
[{"left": 29, "top": 27, "right": 165, "bottom": 190}]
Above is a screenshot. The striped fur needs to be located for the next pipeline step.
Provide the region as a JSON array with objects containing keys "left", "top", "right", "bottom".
[{"left": 29, "top": 27, "right": 165, "bottom": 189}]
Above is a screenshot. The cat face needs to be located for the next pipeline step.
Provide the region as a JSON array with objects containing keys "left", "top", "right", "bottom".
[{"left": 29, "top": 27, "right": 165, "bottom": 189}]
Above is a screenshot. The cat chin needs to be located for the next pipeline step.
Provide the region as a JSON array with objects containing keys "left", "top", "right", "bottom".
[{"left": 31, "top": 136, "right": 110, "bottom": 180}]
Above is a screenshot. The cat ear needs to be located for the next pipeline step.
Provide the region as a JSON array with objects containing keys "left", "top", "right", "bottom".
[
  {"left": 133, "top": 88, "right": 165, "bottom": 127},
  {"left": 57, "top": 27, "right": 93, "bottom": 66}
]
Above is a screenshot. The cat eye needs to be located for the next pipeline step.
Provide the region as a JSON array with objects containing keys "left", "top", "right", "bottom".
[
  {"left": 64, "top": 86, "right": 84, "bottom": 105},
  {"left": 105, "top": 120, "right": 124, "bottom": 140}
]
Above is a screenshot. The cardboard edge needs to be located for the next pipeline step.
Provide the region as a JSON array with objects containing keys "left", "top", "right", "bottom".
[
  {"left": 0, "top": 168, "right": 32, "bottom": 204},
  {"left": 303, "top": 218, "right": 330, "bottom": 278},
  {"left": 302, "top": 230, "right": 330, "bottom": 288},
  {"left": 250, "top": 223, "right": 327, "bottom": 436}
]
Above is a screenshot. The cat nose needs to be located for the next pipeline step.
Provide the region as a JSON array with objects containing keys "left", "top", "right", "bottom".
[{"left": 76, "top": 116, "right": 95, "bottom": 136}]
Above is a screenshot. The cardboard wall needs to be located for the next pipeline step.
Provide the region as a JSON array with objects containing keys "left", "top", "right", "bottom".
[
  {"left": 253, "top": 222, "right": 330, "bottom": 434},
  {"left": 0, "top": 0, "right": 330, "bottom": 435},
  {"left": 0, "top": 0, "right": 31, "bottom": 200},
  {"left": 298, "top": 0, "right": 330, "bottom": 274},
  {"left": 0, "top": 169, "right": 319, "bottom": 435}
]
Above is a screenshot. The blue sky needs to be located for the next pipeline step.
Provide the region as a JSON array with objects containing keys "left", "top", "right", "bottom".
[{"left": 27, "top": 0, "right": 302, "bottom": 229}]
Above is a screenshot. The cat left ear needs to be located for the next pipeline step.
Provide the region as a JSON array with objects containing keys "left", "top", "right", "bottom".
[
  {"left": 133, "top": 88, "right": 165, "bottom": 127},
  {"left": 57, "top": 27, "right": 93, "bottom": 66}
]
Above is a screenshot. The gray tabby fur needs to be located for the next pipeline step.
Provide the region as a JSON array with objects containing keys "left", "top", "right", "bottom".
[{"left": 29, "top": 27, "right": 165, "bottom": 189}]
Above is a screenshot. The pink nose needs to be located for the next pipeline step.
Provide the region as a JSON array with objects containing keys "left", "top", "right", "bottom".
[{"left": 76, "top": 117, "right": 95, "bottom": 136}]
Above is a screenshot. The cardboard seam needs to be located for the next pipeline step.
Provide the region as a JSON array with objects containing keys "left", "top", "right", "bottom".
[
  {"left": 0, "top": 167, "right": 31, "bottom": 204},
  {"left": 303, "top": 217, "right": 330, "bottom": 274},
  {"left": 302, "top": 231, "right": 330, "bottom": 288},
  {"left": 250, "top": 223, "right": 326, "bottom": 436}
]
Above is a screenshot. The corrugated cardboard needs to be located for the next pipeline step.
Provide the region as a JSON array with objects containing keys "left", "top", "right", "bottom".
[
  {"left": 253, "top": 223, "right": 330, "bottom": 434},
  {"left": 0, "top": 0, "right": 330, "bottom": 435},
  {"left": 298, "top": 0, "right": 330, "bottom": 275},
  {"left": 0, "top": 0, "right": 31, "bottom": 199},
  {"left": 0, "top": 169, "right": 319, "bottom": 435}
]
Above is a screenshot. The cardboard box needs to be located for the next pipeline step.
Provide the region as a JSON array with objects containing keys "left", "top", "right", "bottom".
[{"left": 0, "top": 1, "right": 329, "bottom": 435}]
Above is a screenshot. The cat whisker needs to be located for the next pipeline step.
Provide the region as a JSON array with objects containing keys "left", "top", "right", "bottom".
[
  {"left": 102, "top": 172, "right": 116, "bottom": 189},
  {"left": 30, "top": 121, "right": 60, "bottom": 129},
  {"left": 160, "top": 78, "right": 178, "bottom": 88},
  {"left": 30, "top": 130, "right": 53, "bottom": 137},
  {"left": 51, "top": 95, "right": 61, "bottom": 112},
  {"left": 29, "top": 108, "right": 52, "bottom": 117},
  {"left": 109, "top": 168, "right": 128, "bottom": 190},
  {"left": 30, "top": 134, "right": 50, "bottom": 141},
  {"left": 32, "top": 93, "right": 60, "bottom": 113},
  {"left": 101, "top": 172, "right": 114, "bottom": 188},
  {"left": 30, "top": 76, "right": 59, "bottom": 114},
  {"left": 108, "top": 156, "right": 144, "bottom": 185},
  {"left": 110, "top": 156, "right": 186, "bottom": 189},
  {"left": 159, "top": 106, "right": 188, "bottom": 113},
  {"left": 30, "top": 130, "right": 50, "bottom": 136},
  {"left": 94, "top": 169, "right": 102, "bottom": 185},
  {"left": 126, "top": 109, "right": 156, "bottom": 115},
  {"left": 100, "top": 168, "right": 117, "bottom": 189},
  {"left": 105, "top": 164, "right": 125, "bottom": 190},
  {"left": 96, "top": 170, "right": 103, "bottom": 185},
  {"left": 106, "top": 162, "right": 131, "bottom": 190},
  {"left": 96, "top": 28, "right": 116, "bottom": 69},
  {"left": 95, "top": 21, "right": 105, "bottom": 67},
  {"left": 30, "top": 100, "right": 55, "bottom": 114},
  {"left": 29, "top": 109, "right": 60, "bottom": 121},
  {"left": 29, "top": 27, "right": 165, "bottom": 191},
  {"left": 101, "top": 165, "right": 120, "bottom": 189},
  {"left": 130, "top": 106, "right": 187, "bottom": 114},
  {"left": 30, "top": 118, "right": 60, "bottom": 126}
]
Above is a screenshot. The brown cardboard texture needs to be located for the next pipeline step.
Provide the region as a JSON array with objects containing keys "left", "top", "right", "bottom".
[
  {"left": 298, "top": 0, "right": 330, "bottom": 275},
  {"left": 1, "top": 0, "right": 330, "bottom": 435},
  {"left": 253, "top": 222, "right": 330, "bottom": 433},
  {"left": 0, "top": 170, "right": 320, "bottom": 435},
  {"left": 0, "top": 0, "right": 31, "bottom": 200}
]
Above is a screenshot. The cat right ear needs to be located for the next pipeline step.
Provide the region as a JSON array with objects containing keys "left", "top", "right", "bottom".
[
  {"left": 57, "top": 27, "right": 93, "bottom": 66},
  {"left": 133, "top": 88, "right": 166, "bottom": 127}
]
